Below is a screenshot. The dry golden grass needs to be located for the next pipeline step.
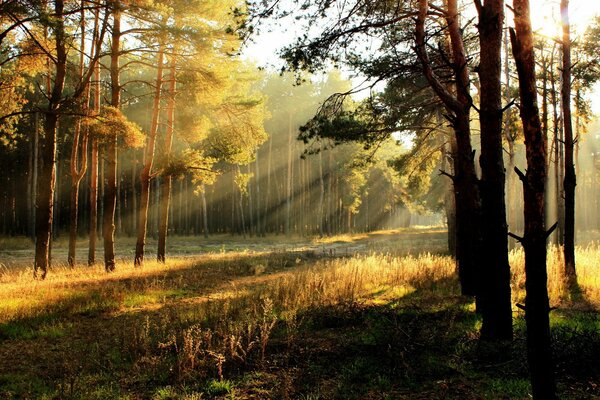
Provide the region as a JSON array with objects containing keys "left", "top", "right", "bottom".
[
  {"left": 509, "top": 244, "right": 600, "bottom": 307},
  {"left": 0, "top": 240, "right": 598, "bottom": 327},
  {"left": 0, "top": 233, "right": 598, "bottom": 399}
]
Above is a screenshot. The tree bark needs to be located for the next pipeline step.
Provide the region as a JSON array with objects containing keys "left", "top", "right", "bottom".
[
  {"left": 103, "top": 2, "right": 121, "bottom": 272},
  {"left": 318, "top": 143, "right": 325, "bottom": 237},
  {"left": 510, "top": 0, "right": 557, "bottom": 396},
  {"left": 34, "top": 0, "right": 68, "bottom": 279},
  {"left": 263, "top": 135, "right": 273, "bottom": 234},
  {"left": 201, "top": 184, "right": 209, "bottom": 238},
  {"left": 68, "top": 1, "right": 91, "bottom": 267},
  {"left": 286, "top": 113, "right": 293, "bottom": 236},
  {"left": 504, "top": 24, "right": 517, "bottom": 249},
  {"left": 135, "top": 37, "right": 165, "bottom": 266},
  {"left": 415, "top": 0, "right": 481, "bottom": 296},
  {"left": 476, "top": 0, "right": 513, "bottom": 341},
  {"left": 560, "top": 0, "right": 576, "bottom": 283},
  {"left": 157, "top": 50, "right": 175, "bottom": 262}
]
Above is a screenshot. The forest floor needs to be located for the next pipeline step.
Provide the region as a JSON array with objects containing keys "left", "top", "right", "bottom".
[{"left": 0, "top": 228, "right": 599, "bottom": 399}]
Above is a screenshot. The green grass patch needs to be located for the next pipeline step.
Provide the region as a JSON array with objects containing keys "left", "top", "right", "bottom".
[{"left": 124, "top": 289, "right": 190, "bottom": 308}]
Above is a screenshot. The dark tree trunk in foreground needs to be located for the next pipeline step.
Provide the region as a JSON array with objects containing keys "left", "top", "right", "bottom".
[
  {"left": 103, "top": 3, "right": 121, "bottom": 272},
  {"left": 476, "top": 0, "right": 513, "bottom": 340},
  {"left": 416, "top": 0, "right": 481, "bottom": 296},
  {"left": 157, "top": 53, "right": 176, "bottom": 262},
  {"left": 136, "top": 39, "right": 165, "bottom": 266},
  {"left": 34, "top": 0, "right": 68, "bottom": 279},
  {"left": 510, "top": 0, "right": 557, "bottom": 397},
  {"left": 561, "top": 0, "right": 576, "bottom": 284}
]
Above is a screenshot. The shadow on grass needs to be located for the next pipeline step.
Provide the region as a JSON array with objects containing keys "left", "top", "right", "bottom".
[{"left": 1, "top": 254, "right": 598, "bottom": 400}]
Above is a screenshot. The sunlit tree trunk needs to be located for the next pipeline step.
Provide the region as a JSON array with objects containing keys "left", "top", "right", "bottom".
[
  {"left": 247, "top": 164, "right": 254, "bottom": 236},
  {"left": 135, "top": 37, "right": 165, "bottom": 266},
  {"left": 263, "top": 136, "right": 273, "bottom": 234},
  {"left": 157, "top": 52, "right": 176, "bottom": 262},
  {"left": 29, "top": 113, "right": 39, "bottom": 240},
  {"left": 550, "top": 59, "right": 565, "bottom": 246},
  {"left": 326, "top": 150, "right": 332, "bottom": 236},
  {"left": 254, "top": 154, "right": 263, "bottom": 236},
  {"left": 34, "top": 0, "right": 68, "bottom": 279},
  {"left": 318, "top": 144, "right": 325, "bottom": 237},
  {"left": 504, "top": 25, "right": 517, "bottom": 250},
  {"left": 201, "top": 184, "right": 209, "bottom": 238},
  {"left": 68, "top": 1, "right": 91, "bottom": 267},
  {"left": 561, "top": 0, "right": 576, "bottom": 283},
  {"left": 441, "top": 132, "right": 457, "bottom": 257},
  {"left": 510, "top": 0, "right": 557, "bottom": 396},
  {"left": 286, "top": 113, "right": 293, "bottom": 236},
  {"left": 103, "top": 1, "right": 121, "bottom": 272}
]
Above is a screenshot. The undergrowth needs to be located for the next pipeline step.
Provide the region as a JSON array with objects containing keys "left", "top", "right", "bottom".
[{"left": 0, "top": 233, "right": 598, "bottom": 399}]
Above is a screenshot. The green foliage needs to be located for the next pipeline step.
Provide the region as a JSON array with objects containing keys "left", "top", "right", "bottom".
[
  {"left": 84, "top": 106, "right": 145, "bottom": 148},
  {"left": 204, "top": 379, "right": 234, "bottom": 396}
]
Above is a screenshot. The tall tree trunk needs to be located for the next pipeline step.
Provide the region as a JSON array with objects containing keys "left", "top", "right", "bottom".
[
  {"left": 30, "top": 113, "right": 39, "bottom": 240},
  {"left": 416, "top": 0, "right": 481, "bottom": 296},
  {"left": 550, "top": 58, "right": 565, "bottom": 246},
  {"left": 318, "top": 144, "right": 325, "bottom": 237},
  {"left": 254, "top": 155, "right": 262, "bottom": 236},
  {"left": 157, "top": 52, "right": 176, "bottom": 262},
  {"left": 286, "top": 113, "right": 293, "bottom": 236},
  {"left": 130, "top": 151, "right": 138, "bottom": 235},
  {"left": 88, "top": 138, "right": 99, "bottom": 265},
  {"left": 103, "top": 2, "right": 121, "bottom": 272},
  {"left": 136, "top": 38, "right": 165, "bottom": 266},
  {"left": 201, "top": 184, "right": 209, "bottom": 238},
  {"left": 510, "top": 1, "right": 557, "bottom": 397},
  {"left": 68, "top": 2, "right": 91, "bottom": 267},
  {"left": 247, "top": 164, "right": 254, "bottom": 236},
  {"left": 326, "top": 150, "right": 332, "bottom": 236},
  {"left": 441, "top": 131, "right": 457, "bottom": 257},
  {"left": 504, "top": 25, "right": 517, "bottom": 249},
  {"left": 561, "top": 0, "right": 576, "bottom": 283},
  {"left": 476, "top": 0, "right": 513, "bottom": 340},
  {"left": 263, "top": 136, "right": 273, "bottom": 234},
  {"left": 34, "top": 0, "right": 67, "bottom": 279}
]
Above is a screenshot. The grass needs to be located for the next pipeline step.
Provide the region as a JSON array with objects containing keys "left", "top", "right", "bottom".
[{"left": 0, "top": 229, "right": 598, "bottom": 399}]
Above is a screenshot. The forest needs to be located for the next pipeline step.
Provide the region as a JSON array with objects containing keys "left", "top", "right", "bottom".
[{"left": 0, "top": 0, "right": 599, "bottom": 399}]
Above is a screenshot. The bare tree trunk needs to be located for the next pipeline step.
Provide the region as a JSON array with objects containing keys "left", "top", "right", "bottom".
[
  {"left": 247, "top": 164, "right": 254, "bottom": 236},
  {"left": 29, "top": 113, "right": 39, "bottom": 240},
  {"left": 318, "top": 144, "right": 325, "bottom": 237},
  {"left": 550, "top": 57, "right": 565, "bottom": 245},
  {"left": 561, "top": 0, "right": 576, "bottom": 283},
  {"left": 327, "top": 150, "right": 332, "bottom": 236},
  {"left": 34, "top": 0, "right": 68, "bottom": 279},
  {"left": 201, "top": 185, "right": 209, "bottom": 238},
  {"left": 416, "top": 0, "right": 481, "bottom": 297},
  {"left": 88, "top": 138, "right": 99, "bottom": 265},
  {"left": 135, "top": 37, "right": 165, "bottom": 266},
  {"left": 157, "top": 52, "right": 176, "bottom": 262},
  {"left": 286, "top": 113, "right": 293, "bottom": 236},
  {"left": 441, "top": 132, "right": 457, "bottom": 257},
  {"left": 80, "top": 1, "right": 107, "bottom": 266},
  {"left": 510, "top": 1, "right": 557, "bottom": 396},
  {"left": 68, "top": 1, "right": 91, "bottom": 267},
  {"left": 103, "top": 2, "right": 121, "bottom": 272},
  {"left": 263, "top": 136, "right": 272, "bottom": 234},
  {"left": 504, "top": 25, "right": 517, "bottom": 249},
  {"left": 476, "top": 0, "right": 513, "bottom": 341}
]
